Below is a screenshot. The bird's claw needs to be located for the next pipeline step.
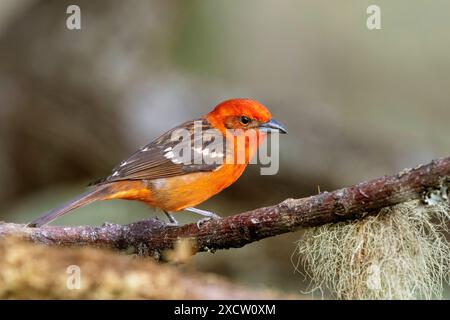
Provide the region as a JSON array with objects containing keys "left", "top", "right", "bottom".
[
  {"left": 165, "top": 220, "right": 179, "bottom": 227},
  {"left": 196, "top": 216, "right": 221, "bottom": 228},
  {"left": 196, "top": 218, "right": 210, "bottom": 228}
]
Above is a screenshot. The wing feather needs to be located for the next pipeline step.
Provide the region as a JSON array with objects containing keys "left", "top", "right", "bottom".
[{"left": 92, "top": 118, "right": 226, "bottom": 185}]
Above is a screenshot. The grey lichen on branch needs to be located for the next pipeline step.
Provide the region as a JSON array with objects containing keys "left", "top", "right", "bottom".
[{"left": 0, "top": 156, "right": 449, "bottom": 258}]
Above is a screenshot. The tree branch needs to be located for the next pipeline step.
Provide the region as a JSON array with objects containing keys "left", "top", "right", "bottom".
[{"left": 1, "top": 157, "right": 449, "bottom": 257}]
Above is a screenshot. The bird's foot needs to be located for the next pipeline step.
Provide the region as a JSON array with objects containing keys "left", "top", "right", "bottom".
[
  {"left": 185, "top": 207, "right": 221, "bottom": 219},
  {"left": 165, "top": 221, "right": 179, "bottom": 227},
  {"left": 187, "top": 207, "right": 221, "bottom": 228}
]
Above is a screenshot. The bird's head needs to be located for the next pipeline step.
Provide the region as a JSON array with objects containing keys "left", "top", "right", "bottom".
[{"left": 206, "top": 98, "right": 287, "bottom": 135}]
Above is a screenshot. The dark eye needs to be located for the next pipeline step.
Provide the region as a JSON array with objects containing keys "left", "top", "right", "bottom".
[{"left": 240, "top": 116, "right": 251, "bottom": 125}]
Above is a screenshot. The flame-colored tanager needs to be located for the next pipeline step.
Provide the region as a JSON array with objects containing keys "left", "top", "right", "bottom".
[{"left": 28, "top": 98, "right": 287, "bottom": 227}]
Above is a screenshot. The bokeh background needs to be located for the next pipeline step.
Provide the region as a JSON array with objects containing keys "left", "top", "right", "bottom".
[{"left": 0, "top": 0, "right": 449, "bottom": 297}]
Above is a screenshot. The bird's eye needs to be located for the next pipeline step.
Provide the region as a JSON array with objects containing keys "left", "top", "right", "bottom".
[{"left": 239, "top": 116, "right": 251, "bottom": 125}]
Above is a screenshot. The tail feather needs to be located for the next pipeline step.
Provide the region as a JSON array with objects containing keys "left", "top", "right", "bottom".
[{"left": 27, "top": 185, "right": 110, "bottom": 227}]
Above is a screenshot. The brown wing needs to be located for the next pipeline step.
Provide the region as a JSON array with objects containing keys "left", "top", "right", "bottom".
[{"left": 92, "top": 118, "right": 227, "bottom": 185}]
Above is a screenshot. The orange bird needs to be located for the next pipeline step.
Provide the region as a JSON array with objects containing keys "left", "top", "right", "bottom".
[{"left": 28, "top": 99, "right": 287, "bottom": 227}]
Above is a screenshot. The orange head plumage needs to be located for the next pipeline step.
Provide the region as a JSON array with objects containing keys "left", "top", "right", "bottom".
[{"left": 205, "top": 98, "right": 287, "bottom": 135}]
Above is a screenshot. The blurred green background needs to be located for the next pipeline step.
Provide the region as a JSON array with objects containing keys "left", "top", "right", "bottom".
[{"left": 0, "top": 0, "right": 449, "bottom": 298}]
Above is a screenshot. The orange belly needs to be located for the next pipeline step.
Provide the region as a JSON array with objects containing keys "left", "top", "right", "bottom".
[{"left": 147, "top": 163, "right": 247, "bottom": 211}]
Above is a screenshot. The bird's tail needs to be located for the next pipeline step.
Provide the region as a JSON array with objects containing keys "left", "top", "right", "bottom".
[{"left": 27, "top": 185, "right": 112, "bottom": 228}]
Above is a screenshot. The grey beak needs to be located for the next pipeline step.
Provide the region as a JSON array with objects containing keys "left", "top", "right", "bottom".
[{"left": 259, "top": 118, "right": 288, "bottom": 134}]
